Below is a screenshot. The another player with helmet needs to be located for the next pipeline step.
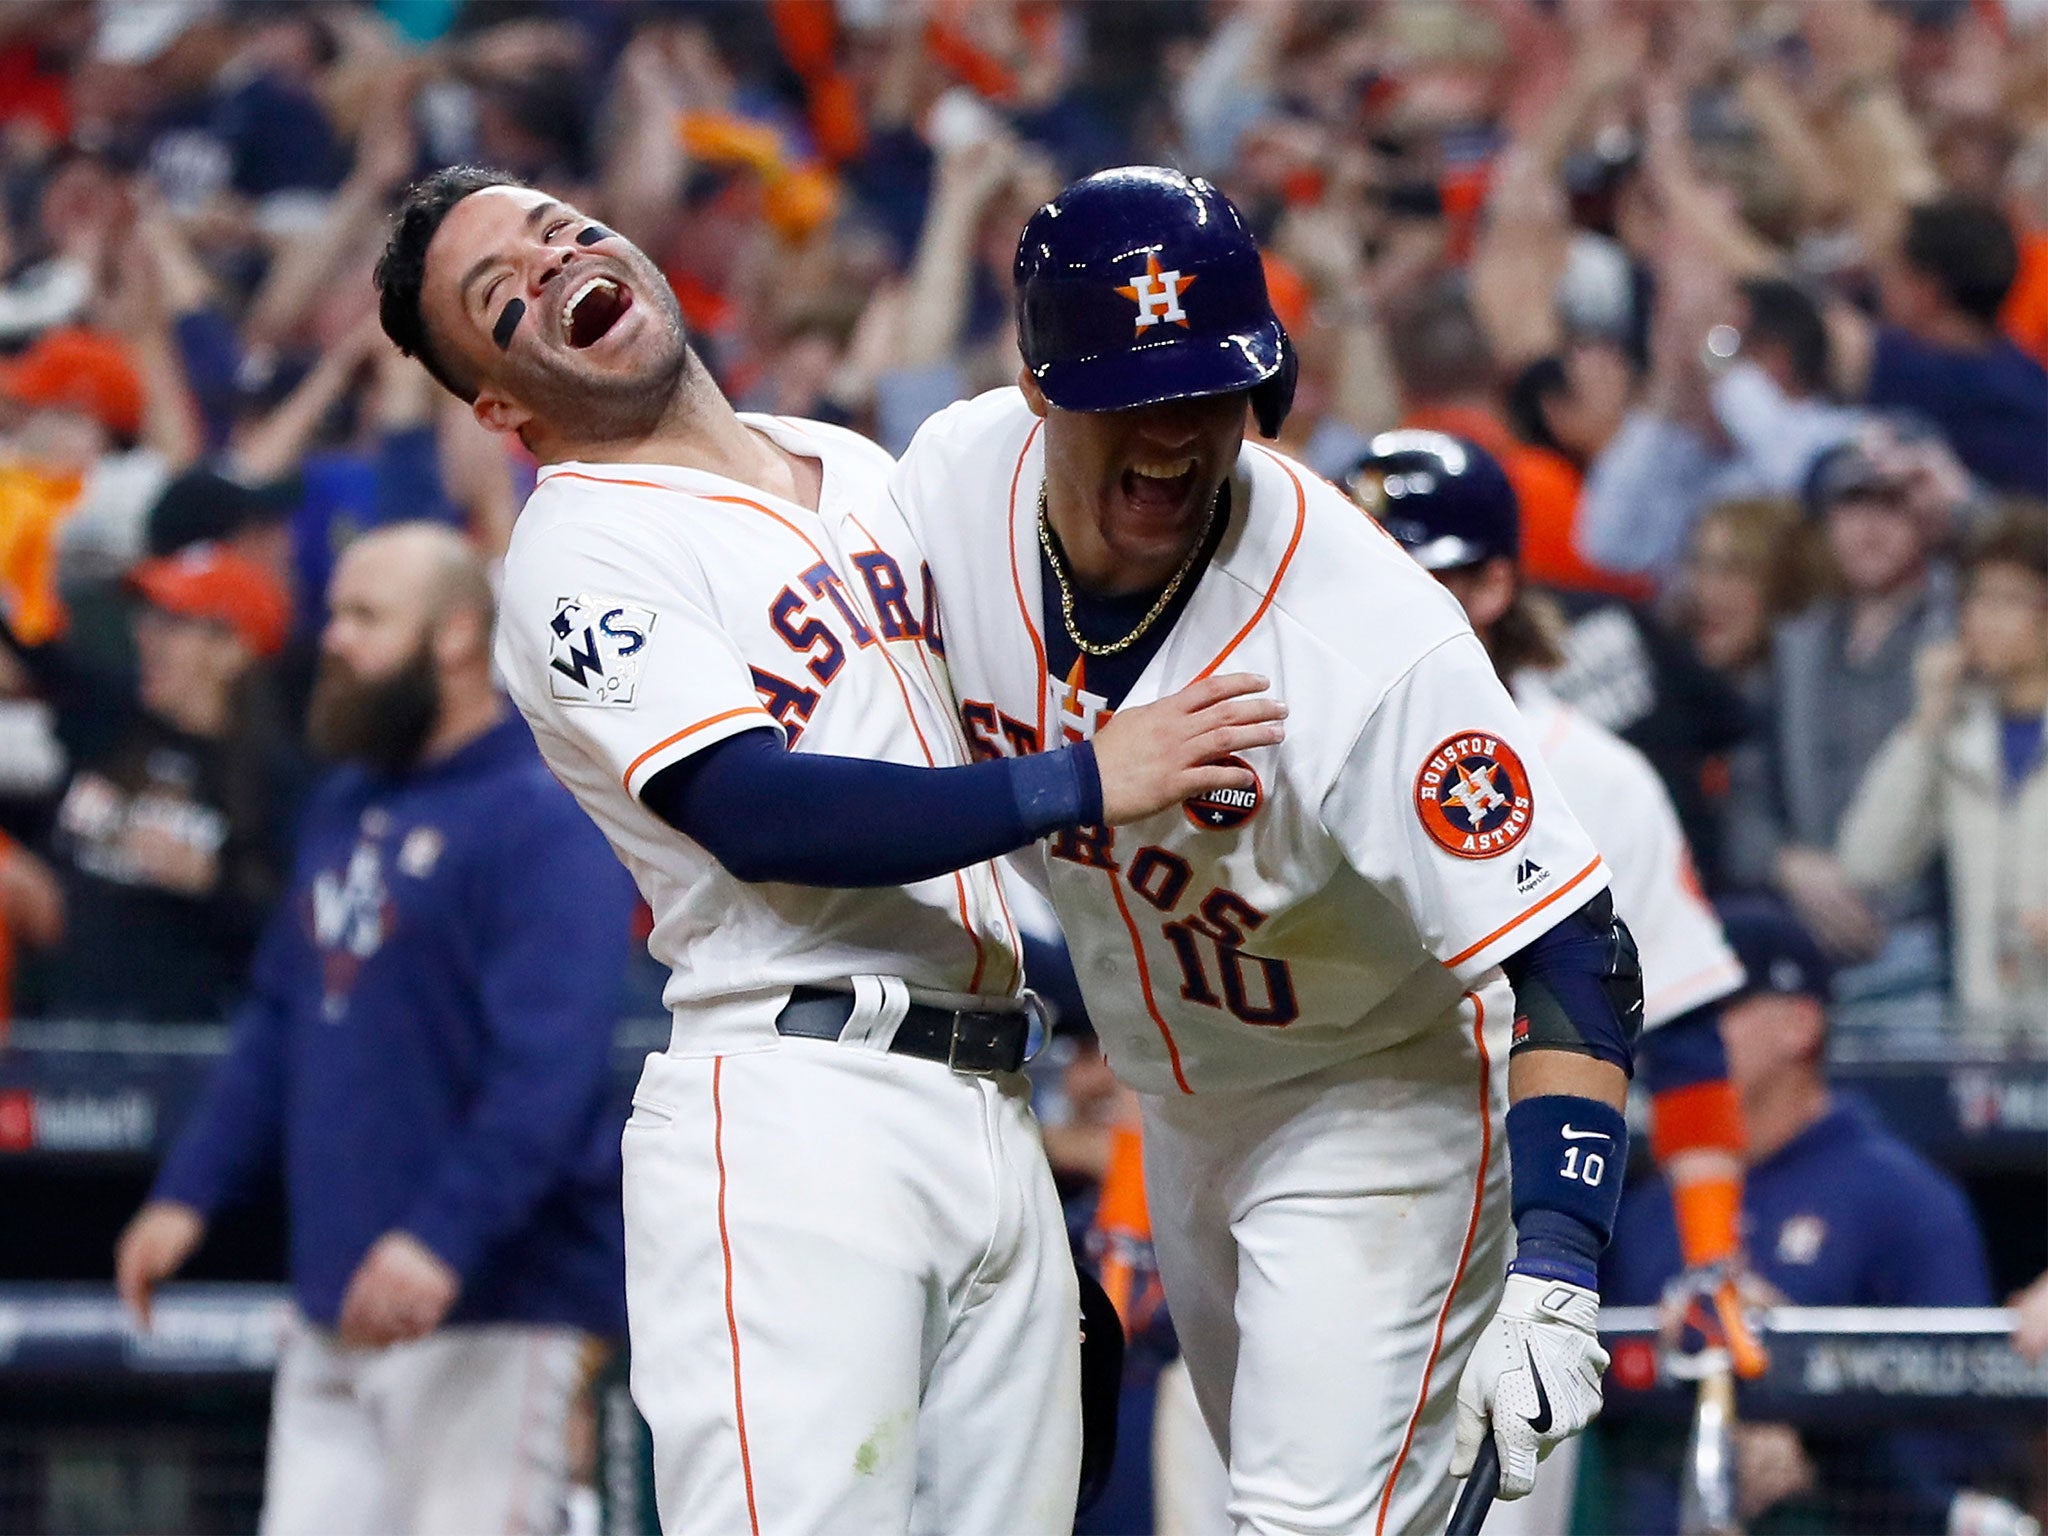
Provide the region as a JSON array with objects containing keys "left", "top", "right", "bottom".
[
  {"left": 892, "top": 166, "right": 1641, "bottom": 1530},
  {"left": 1346, "top": 430, "right": 1768, "bottom": 1529},
  {"left": 374, "top": 167, "right": 1285, "bottom": 1536}
]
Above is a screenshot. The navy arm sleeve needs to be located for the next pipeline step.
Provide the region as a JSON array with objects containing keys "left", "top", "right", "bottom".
[
  {"left": 400, "top": 795, "right": 638, "bottom": 1281},
  {"left": 1500, "top": 890, "right": 1643, "bottom": 1074},
  {"left": 151, "top": 910, "right": 297, "bottom": 1216},
  {"left": 640, "top": 728, "right": 1103, "bottom": 887}
]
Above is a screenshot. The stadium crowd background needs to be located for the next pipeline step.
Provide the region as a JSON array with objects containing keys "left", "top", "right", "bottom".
[{"left": 0, "top": 0, "right": 2043, "bottom": 1532}]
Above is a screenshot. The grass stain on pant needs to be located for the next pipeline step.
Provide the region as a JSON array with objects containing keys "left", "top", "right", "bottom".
[{"left": 853, "top": 1407, "right": 916, "bottom": 1476}]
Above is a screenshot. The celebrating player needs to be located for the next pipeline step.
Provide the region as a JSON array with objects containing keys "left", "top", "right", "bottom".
[
  {"left": 890, "top": 167, "right": 1641, "bottom": 1530},
  {"left": 1348, "top": 431, "right": 1769, "bottom": 1528},
  {"left": 373, "top": 167, "right": 1284, "bottom": 1536}
]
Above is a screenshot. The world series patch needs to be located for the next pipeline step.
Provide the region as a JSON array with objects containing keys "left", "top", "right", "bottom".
[
  {"left": 548, "top": 595, "right": 656, "bottom": 707},
  {"left": 1414, "top": 731, "right": 1534, "bottom": 859}
]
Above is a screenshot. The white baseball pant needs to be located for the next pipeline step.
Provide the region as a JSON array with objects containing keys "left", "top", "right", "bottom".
[
  {"left": 1153, "top": 1353, "right": 1233, "bottom": 1536},
  {"left": 622, "top": 1032, "right": 1081, "bottom": 1535},
  {"left": 1141, "top": 996, "right": 1511, "bottom": 1536},
  {"left": 259, "top": 1318, "right": 592, "bottom": 1536}
]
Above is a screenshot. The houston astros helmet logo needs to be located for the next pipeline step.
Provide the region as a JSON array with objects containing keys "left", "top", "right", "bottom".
[
  {"left": 1184, "top": 754, "right": 1262, "bottom": 830},
  {"left": 1414, "top": 731, "right": 1534, "bottom": 859},
  {"left": 1115, "top": 254, "right": 1195, "bottom": 334}
]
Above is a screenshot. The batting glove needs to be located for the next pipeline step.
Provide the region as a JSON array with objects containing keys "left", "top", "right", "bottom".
[{"left": 1452, "top": 1272, "right": 1609, "bottom": 1499}]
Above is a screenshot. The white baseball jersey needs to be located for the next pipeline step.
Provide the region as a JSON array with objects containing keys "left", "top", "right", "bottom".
[
  {"left": 1511, "top": 679, "right": 1744, "bottom": 1029},
  {"left": 495, "top": 414, "right": 1079, "bottom": 1535},
  {"left": 495, "top": 413, "right": 1021, "bottom": 1053},
  {"left": 891, "top": 389, "right": 1611, "bottom": 1095}
]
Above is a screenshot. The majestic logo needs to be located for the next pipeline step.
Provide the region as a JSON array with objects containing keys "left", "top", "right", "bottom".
[
  {"left": 549, "top": 595, "right": 656, "bottom": 706},
  {"left": 1115, "top": 254, "right": 1195, "bottom": 334},
  {"left": 1184, "top": 755, "right": 1262, "bottom": 831},
  {"left": 1414, "top": 731, "right": 1534, "bottom": 860},
  {"left": 1515, "top": 857, "right": 1549, "bottom": 894}
]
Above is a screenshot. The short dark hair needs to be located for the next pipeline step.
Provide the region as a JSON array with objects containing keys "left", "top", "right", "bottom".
[
  {"left": 375, "top": 166, "right": 527, "bottom": 403},
  {"left": 1965, "top": 501, "right": 2048, "bottom": 584},
  {"left": 1901, "top": 197, "right": 2021, "bottom": 326},
  {"left": 1739, "top": 277, "right": 1830, "bottom": 395}
]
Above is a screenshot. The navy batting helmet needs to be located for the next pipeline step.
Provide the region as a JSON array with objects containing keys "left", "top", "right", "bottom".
[
  {"left": 1344, "top": 431, "right": 1519, "bottom": 571},
  {"left": 1014, "top": 166, "right": 1297, "bottom": 438}
]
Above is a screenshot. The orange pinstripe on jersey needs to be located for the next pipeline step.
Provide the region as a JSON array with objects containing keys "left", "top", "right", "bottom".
[
  {"left": 1005, "top": 421, "right": 1051, "bottom": 747},
  {"left": 1442, "top": 855, "right": 1604, "bottom": 971},
  {"left": 623, "top": 707, "right": 775, "bottom": 791},
  {"left": 1104, "top": 864, "right": 1194, "bottom": 1096},
  {"left": 1193, "top": 446, "right": 1307, "bottom": 682},
  {"left": 1538, "top": 702, "right": 1574, "bottom": 759},
  {"left": 1375, "top": 990, "right": 1493, "bottom": 1534},
  {"left": 540, "top": 469, "right": 683, "bottom": 496}
]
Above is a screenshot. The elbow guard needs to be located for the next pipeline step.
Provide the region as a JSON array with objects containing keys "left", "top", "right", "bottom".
[{"left": 1501, "top": 889, "right": 1643, "bottom": 1075}]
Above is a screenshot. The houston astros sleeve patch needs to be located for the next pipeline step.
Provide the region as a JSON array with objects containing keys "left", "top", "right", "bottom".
[{"left": 1414, "top": 731, "right": 1534, "bottom": 859}]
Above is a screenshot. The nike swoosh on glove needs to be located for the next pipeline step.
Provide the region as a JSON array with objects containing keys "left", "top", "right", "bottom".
[{"left": 1452, "top": 1272, "right": 1610, "bottom": 1498}]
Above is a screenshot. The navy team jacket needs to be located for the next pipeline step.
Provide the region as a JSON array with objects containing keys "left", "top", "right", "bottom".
[{"left": 154, "top": 714, "right": 637, "bottom": 1337}]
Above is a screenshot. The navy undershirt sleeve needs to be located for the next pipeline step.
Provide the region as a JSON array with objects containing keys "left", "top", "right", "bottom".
[{"left": 641, "top": 728, "right": 1103, "bottom": 887}]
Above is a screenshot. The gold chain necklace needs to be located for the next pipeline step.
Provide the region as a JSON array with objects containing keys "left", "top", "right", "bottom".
[{"left": 1036, "top": 480, "right": 1221, "bottom": 659}]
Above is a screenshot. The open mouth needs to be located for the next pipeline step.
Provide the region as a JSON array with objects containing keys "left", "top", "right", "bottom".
[
  {"left": 1118, "top": 457, "right": 1200, "bottom": 519},
  {"left": 563, "top": 275, "right": 631, "bottom": 349}
]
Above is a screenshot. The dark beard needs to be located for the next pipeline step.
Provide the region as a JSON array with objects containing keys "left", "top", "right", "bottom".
[
  {"left": 307, "top": 645, "right": 441, "bottom": 772},
  {"left": 520, "top": 338, "right": 692, "bottom": 442}
]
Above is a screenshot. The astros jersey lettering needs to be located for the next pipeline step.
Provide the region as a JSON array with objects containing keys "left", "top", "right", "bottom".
[
  {"left": 496, "top": 413, "right": 1021, "bottom": 1053},
  {"left": 1512, "top": 681, "right": 1743, "bottom": 1029},
  {"left": 892, "top": 389, "right": 1610, "bottom": 1096}
]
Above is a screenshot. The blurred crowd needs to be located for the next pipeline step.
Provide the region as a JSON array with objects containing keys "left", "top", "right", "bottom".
[
  {"left": 0, "top": 0, "right": 2038, "bottom": 1040},
  {"left": 0, "top": 0, "right": 2037, "bottom": 1529}
]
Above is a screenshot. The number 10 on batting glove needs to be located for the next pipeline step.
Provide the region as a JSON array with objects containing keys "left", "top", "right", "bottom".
[{"left": 1452, "top": 1273, "right": 1609, "bottom": 1499}]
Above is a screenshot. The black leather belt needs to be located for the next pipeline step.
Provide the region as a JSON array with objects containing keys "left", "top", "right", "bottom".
[{"left": 774, "top": 985, "right": 1037, "bottom": 1075}]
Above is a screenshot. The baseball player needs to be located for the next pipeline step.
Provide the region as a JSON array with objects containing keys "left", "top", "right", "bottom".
[
  {"left": 891, "top": 166, "right": 1643, "bottom": 1532},
  {"left": 1346, "top": 432, "right": 1769, "bottom": 1528},
  {"left": 373, "top": 166, "right": 1284, "bottom": 1536}
]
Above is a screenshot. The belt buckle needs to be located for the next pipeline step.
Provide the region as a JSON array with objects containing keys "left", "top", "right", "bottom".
[{"left": 946, "top": 1012, "right": 1004, "bottom": 1076}]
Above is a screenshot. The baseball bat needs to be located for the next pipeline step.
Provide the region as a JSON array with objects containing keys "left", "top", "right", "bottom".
[
  {"left": 1447, "top": 1439, "right": 1500, "bottom": 1536},
  {"left": 1679, "top": 1366, "right": 1740, "bottom": 1536}
]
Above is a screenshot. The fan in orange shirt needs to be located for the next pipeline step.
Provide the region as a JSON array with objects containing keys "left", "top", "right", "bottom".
[{"left": 2001, "top": 229, "right": 2048, "bottom": 369}]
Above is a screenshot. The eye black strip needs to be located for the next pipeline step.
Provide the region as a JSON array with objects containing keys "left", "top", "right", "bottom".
[
  {"left": 492, "top": 297, "right": 525, "bottom": 351},
  {"left": 577, "top": 225, "right": 614, "bottom": 246}
]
